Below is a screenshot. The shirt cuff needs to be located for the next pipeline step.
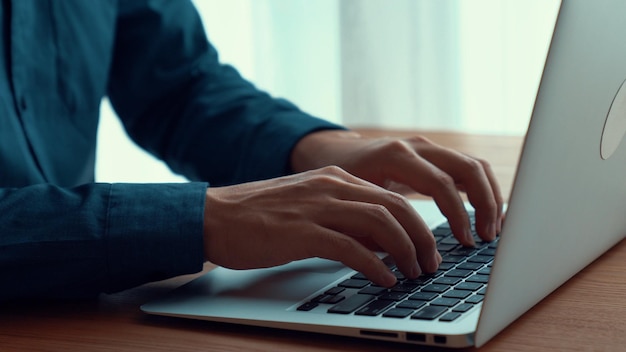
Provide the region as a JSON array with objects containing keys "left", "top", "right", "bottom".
[{"left": 104, "top": 182, "right": 206, "bottom": 293}]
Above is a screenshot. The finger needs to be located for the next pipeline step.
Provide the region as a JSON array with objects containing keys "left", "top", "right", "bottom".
[
  {"left": 302, "top": 226, "right": 398, "bottom": 287},
  {"left": 417, "top": 147, "right": 500, "bottom": 241},
  {"left": 298, "top": 166, "right": 440, "bottom": 274},
  {"left": 313, "top": 172, "right": 441, "bottom": 275},
  {"left": 320, "top": 198, "right": 438, "bottom": 277},
  {"left": 377, "top": 148, "right": 475, "bottom": 246},
  {"left": 478, "top": 158, "right": 505, "bottom": 233}
]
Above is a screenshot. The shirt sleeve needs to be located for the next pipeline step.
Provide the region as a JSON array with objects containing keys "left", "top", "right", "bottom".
[
  {"left": 107, "top": 0, "right": 345, "bottom": 186},
  {"left": 1, "top": 0, "right": 345, "bottom": 302},
  {"left": 0, "top": 182, "right": 206, "bottom": 301}
]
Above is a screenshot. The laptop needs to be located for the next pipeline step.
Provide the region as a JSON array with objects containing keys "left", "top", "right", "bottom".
[{"left": 142, "top": 0, "right": 626, "bottom": 347}]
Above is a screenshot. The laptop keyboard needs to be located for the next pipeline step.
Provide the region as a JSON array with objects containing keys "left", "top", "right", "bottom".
[{"left": 296, "top": 215, "right": 498, "bottom": 322}]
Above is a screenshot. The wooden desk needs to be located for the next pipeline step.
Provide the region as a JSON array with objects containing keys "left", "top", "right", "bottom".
[{"left": 2, "top": 130, "right": 625, "bottom": 351}]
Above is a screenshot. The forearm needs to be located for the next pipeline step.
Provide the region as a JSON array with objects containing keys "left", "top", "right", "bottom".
[{"left": 0, "top": 182, "right": 206, "bottom": 301}]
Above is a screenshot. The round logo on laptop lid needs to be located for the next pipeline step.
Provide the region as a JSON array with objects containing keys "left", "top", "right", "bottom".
[{"left": 601, "top": 77, "right": 626, "bottom": 160}]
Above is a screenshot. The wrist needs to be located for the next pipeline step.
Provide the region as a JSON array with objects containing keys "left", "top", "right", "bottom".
[{"left": 290, "top": 129, "right": 361, "bottom": 173}]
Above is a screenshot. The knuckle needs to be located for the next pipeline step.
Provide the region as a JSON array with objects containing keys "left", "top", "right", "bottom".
[
  {"left": 476, "top": 157, "right": 491, "bottom": 168},
  {"left": 461, "top": 158, "right": 485, "bottom": 177},
  {"left": 384, "top": 191, "right": 412, "bottom": 210},
  {"left": 313, "top": 165, "right": 353, "bottom": 182},
  {"left": 329, "top": 234, "right": 358, "bottom": 253},
  {"left": 364, "top": 203, "right": 393, "bottom": 224},
  {"left": 320, "top": 165, "right": 346, "bottom": 175},
  {"left": 405, "top": 135, "right": 432, "bottom": 145},
  {"left": 309, "top": 169, "right": 345, "bottom": 185},
  {"left": 381, "top": 139, "right": 414, "bottom": 156},
  {"left": 314, "top": 174, "right": 338, "bottom": 185},
  {"left": 431, "top": 171, "right": 456, "bottom": 190}
]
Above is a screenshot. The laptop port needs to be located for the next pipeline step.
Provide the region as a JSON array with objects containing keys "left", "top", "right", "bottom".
[
  {"left": 360, "top": 330, "right": 397, "bottom": 339},
  {"left": 406, "top": 333, "right": 426, "bottom": 342},
  {"left": 434, "top": 335, "right": 447, "bottom": 344}
]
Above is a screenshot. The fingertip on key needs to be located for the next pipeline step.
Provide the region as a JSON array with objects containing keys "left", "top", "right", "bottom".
[{"left": 380, "top": 269, "right": 397, "bottom": 287}]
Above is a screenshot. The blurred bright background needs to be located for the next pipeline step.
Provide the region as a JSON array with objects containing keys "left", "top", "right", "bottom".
[{"left": 96, "top": 0, "right": 560, "bottom": 183}]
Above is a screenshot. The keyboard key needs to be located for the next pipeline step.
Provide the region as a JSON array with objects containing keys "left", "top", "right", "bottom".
[
  {"left": 478, "top": 267, "right": 491, "bottom": 275},
  {"left": 397, "top": 300, "right": 427, "bottom": 310},
  {"left": 328, "top": 294, "right": 376, "bottom": 314},
  {"left": 445, "top": 269, "right": 473, "bottom": 278},
  {"left": 439, "top": 312, "right": 462, "bottom": 322},
  {"left": 474, "top": 237, "right": 491, "bottom": 247},
  {"left": 339, "top": 279, "right": 371, "bottom": 289},
  {"left": 383, "top": 308, "right": 415, "bottom": 318},
  {"left": 431, "top": 297, "right": 461, "bottom": 307},
  {"left": 433, "top": 277, "right": 462, "bottom": 286},
  {"left": 318, "top": 294, "right": 345, "bottom": 304},
  {"left": 443, "top": 290, "right": 472, "bottom": 299},
  {"left": 325, "top": 287, "right": 346, "bottom": 295},
  {"left": 423, "top": 270, "right": 445, "bottom": 279},
  {"left": 440, "top": 236, "right": 460, "bottom": 245},
  {"left": 409, "top": 291, "right": 438, "bottom": 301},
  {"left": 456, "top": 262, "right": 483, "bottom": 270},
  {"left": 442, "top": 255, "right": 466, "bottom": 264},
  {"left": 438, "top": 262, "right": 456, "bottom": 271},
  {"left": 358, "top": 286, "right": 387, "bottom": 295},
  {"left": 465, "top": 295, "right": 485, "bottom": 304},
  {"left": 411, "top": 305, "right": 448, "bottom": 320},
  {"left": 422, "top": 284, "right": 450, "bottom": 294},
  {"left": 355, "top": 299, "right": 395, "bottom": 316},
  {"left": 479, "top": 248, "right": 497, "bottom": 256},
  {"left": 466, "top": 274, "right": 490, "bottom": 284},
  {"left": 455, "top": 282, "right": 483, "bottom": 291},
  {"left": 468, "top": 255, "right": 493, "bottom": 264},
  {"left": 297, "top": 302, "right": 319, "bottom": 311},
  {"left": 437, "top": 243, "right": 458, "bottom": 252},
  {"left": 391, "top": 283, "right": 421, "bottom": 293},
  {"left": 404, "top": 276, "right": 432, "bottom": 285},
  {"left": 379, "top": 292, "right": 408, "bottom": 301},
  {"left": 450, "top": 247, "right": 478, "bottom": 256},
  {"left": 452, "top": 303, "right": 474, "bottom": 313}
]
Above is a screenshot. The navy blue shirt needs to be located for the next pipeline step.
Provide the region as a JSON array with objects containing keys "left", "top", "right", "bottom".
[{"left": 0, "top": 0, "right": 342, "bottom": 300}]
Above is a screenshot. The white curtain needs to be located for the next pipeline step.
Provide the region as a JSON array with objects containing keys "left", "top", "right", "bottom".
[
  {"left": 192, "top": 0, "right": 559, "bottom": 134},
  {"left": 96, "top": 0, "right": 560, "bottom": 182}
]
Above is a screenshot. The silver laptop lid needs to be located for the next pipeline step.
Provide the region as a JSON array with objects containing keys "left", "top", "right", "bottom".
[{"left": 475, "top": 0, "right": 626, "bottom": 346}]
